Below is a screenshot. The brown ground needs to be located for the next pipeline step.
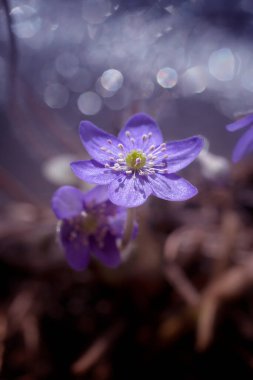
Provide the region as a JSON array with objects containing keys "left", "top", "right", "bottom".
[{"left": 1, "top": 161, "right": 253, "bottom": 379}]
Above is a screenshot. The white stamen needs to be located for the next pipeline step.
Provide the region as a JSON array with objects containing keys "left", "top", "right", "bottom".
[
  {"left": 100, "top": 138, "right": 169, "bottom": 178},
  {"left": 157, "top": 169, "right": 168, "bottom": 173}
]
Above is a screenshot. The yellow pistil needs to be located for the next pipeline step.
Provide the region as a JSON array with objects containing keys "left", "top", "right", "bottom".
[
  {"left": 80, "top": 213, "right": 98, "bottom": 234},
  {"left": 125, "top": 150, "right": 146, "bottom": 170}
]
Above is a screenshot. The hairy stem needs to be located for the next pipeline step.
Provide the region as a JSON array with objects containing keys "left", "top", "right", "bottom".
[{"left": 120, "top": 208, "right": 136, "bottom": 250}]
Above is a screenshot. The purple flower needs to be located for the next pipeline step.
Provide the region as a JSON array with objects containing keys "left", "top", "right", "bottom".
[
  {"left": 226, "top": 114, "right": 253, "bottom": 162},
  {"left": 51, "top": 185, "right": 129, "bottom": 271},
  {"left": 71, "top": 113, "right": 204, "bottom": 207}
]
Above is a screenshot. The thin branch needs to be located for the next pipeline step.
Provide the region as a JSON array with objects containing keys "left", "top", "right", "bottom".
[
  {"left": 2, "top": 0, "right": 18, "bottom": 100},
  {"left": 72, "top": 321, "right": 124, "bottom": 375},
  {"left": 120, "top": 208, "right": 136, "bottom": 251}
]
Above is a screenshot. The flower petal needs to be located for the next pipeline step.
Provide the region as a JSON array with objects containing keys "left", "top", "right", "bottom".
[
  {"left": 118, "top": 113, "right": 163, "bottom": 150},
  {"left": 91, "top": 232, "right": 121, "bottom": 268},
  {"left": 71, "top": 160, "right": 116, "bottom": 184},
  {"left": 79, "top": 121, "right": 122, "bottom": 163},
  {"left": 83, "top": 185, "right": 109, "bottom": 206},
  {"left": 232, "top": 126, "right": 253, "bottom": 162},
  {"left": 107, "top": 208, "right": 127, "bottom": 238},
  {"left": 108, "top": 174, "right": 152, "bottom": 207},
  {"left": 166, "top": 136, "right": 204, "bottom": 173},
  {"left": 226, "top": 114, "right": 253, "bottom": 132},
  {"left": 150, "top": 173, "right": 198, "bottom": 201},
  {"left": 51, "top": 186, "right": 84, "bottom": 220},
  {"left": 60, "top": 220, "right": 90, "bottom": 271}
]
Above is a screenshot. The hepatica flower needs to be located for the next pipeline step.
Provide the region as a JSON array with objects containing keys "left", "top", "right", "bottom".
[
  {"left": 52, "top": 185, "right": 129, "bottom": 271},
  {"left": 226, "top": 113, "right": 253, "bottom": 162},
  {"left": 71, "top": 113, "right": 204, "bottom": 207}
]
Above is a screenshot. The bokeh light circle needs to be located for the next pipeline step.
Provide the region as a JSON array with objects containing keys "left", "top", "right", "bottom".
[
  {"left": 208, "top": 48, "right": 235, "bottom": 81},
  {"left": 77, "top": 91, "right": 102, "bottom": 115},
  {"left": 101, "top": 69, "right": 124, "bottom": 92},
  {"left": 10, "top": 5, "right": 41, "bottom": 39},
  {"left": 55, "top": 53, "right": 79, "bottom": 78},
  {"left": 156, "top": 67, "right": 178, "bottom": 88},
  {"left": 181, "top": 66, "right": 207, "bottom": 95},
  {"left": 44, "top": 83, "right": 69, "bottom": 109}
]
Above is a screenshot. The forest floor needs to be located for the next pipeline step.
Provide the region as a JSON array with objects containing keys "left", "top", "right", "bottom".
[{"left": 1, "top": 161, "right": 253, "bottom": 379}]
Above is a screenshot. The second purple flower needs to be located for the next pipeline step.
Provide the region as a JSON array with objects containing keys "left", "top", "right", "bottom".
[
  {"left": 226, "top": 113, "right": 253, "bottom": 162},
  {"left": 71, "top": 113, "right": 204, "bottom": 207}
]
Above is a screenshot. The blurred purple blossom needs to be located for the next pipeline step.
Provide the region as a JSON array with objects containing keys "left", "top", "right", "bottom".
[
  {"left": 226, "top": 114, "right": 253, "bottom": 162},
  {"left": 71, "top": 113, "right": 204, "bottom": 207},
  {"left": 51, "top": 185, "right": 130, "bottom": 271}
]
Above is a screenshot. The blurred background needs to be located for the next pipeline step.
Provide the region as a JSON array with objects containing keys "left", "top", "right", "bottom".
[{"left": 1, "top": 0, "right": 253, "bottom": 379}]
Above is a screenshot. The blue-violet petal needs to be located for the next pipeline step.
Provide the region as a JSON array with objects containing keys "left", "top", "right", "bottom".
[
  {"left": 79, "top": 121, "right": 123, "bottom": 163},
  {"left": 91, "top": 231, "right": 121, "bottom": 268},
  {"left": 71, "top": 160, "right": 117, "bottom": 184},
  {"left": 226, "top": 114, "right": 253, "bottom": 132},
  {"left": 108, "top": 174, "right": 152, "bottom": 207},
  {"left": 118, "top": 113, "right": 163, "bottom": 150},
  {"left": 231, "top": 125, "right": 253, "bottom": 162},
  {"left": 60, "top": 220, "right": 90, "bottom": 271},
  {"left": 150, "top": 173, "right": 198, "bottom": 201},
  {"left": 166, "top": 136, "right": 204, "bottom": 173},
  {"left": 51, "top": 186, "right": 84, "bottom": 220}
]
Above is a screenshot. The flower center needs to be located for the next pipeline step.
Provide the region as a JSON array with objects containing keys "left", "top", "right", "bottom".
[
  {"left": 80, "top": 212, "right": 98, "bottom": 234},
  {"left": 125, "top": 150, "right": 146, "bottom": 170}
]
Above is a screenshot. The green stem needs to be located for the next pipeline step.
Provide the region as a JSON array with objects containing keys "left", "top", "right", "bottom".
[{"left": 120, "top": 208, "right": 136, "bottom": 250}]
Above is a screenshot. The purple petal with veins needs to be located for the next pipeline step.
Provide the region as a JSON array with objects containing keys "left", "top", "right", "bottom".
[
  {"left": 166, "top": 136, "right": 204, "bottom": 173},
  {"left": 118, "top": 113, "right": 163, "bottom": 150},
  {"left": 226, "top": 114, "right": 253, "bottom": 132},
  {"left": 60, "top": 219, "right": 90, "bottom": 271},
  {"left": 51, "top": 186, "right": 84, "bottom": 220},
  {"left": 108, "top": 174, "right": 152, "bottom": 207},
  {"left": 90, "top": 231, "right": 121, "bottom": 268},
  {"left": 71, "top": 160, "right": 117, "bottom": 184},
  {"left": 150, "top": 173, "right": 198, "bottom": 201},
  {"left": 79, "top": 121, "right": 123, "bottom": 164},
  {"left": 231, "top": 125, "right": 253, "bottom": 162},
  {"left": 226, "top": 113, "right": 253, "bottom": 162}
]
